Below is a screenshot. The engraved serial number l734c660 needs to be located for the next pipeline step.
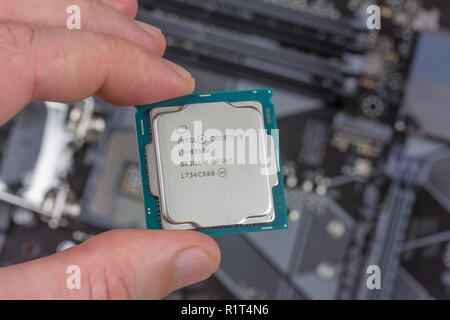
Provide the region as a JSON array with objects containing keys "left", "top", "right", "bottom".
[{"left": 180, "top": 170, "right": 216, "bottom": 179}]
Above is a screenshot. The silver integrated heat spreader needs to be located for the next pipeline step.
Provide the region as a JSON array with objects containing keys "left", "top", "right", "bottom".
[{"left": 145, "top": 101, "right": 279, "bottom": 229}]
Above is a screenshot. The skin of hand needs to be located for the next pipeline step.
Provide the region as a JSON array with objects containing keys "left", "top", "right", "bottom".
[{"left": 0, "top": 0, "right": 221, "bottom": 299}]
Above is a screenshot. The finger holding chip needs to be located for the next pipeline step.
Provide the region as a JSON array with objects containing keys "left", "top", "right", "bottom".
[{"left": 0, "top": 20, "right": 194, "bottom": 125}]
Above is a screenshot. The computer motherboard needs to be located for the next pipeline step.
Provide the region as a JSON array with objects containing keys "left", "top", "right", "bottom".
[{"left": 1, "top": 0, "right": 449, "bottom": 300}]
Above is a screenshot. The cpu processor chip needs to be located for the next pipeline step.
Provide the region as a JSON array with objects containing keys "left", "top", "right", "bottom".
[{"left": 135, "top": 89, "right": 287, "bottom": 235}]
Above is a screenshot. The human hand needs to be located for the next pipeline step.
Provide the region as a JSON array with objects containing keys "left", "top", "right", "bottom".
[{"left": 0, "top": 0, "right": 221, "bottom": 299}]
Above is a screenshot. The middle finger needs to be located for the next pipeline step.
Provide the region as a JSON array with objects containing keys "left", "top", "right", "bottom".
[{"left": 0, "top": 0, "right": 166, "bottom": 56}]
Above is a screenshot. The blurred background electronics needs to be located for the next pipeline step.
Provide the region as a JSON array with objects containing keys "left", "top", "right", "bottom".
[{"left": 1, "top": 0, "right": 450, "bottom": 299}]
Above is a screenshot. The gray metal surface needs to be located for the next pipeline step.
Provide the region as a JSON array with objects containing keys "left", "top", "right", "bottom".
[{"left": 147, "top": 101, "right": 278, "bottom": 228}]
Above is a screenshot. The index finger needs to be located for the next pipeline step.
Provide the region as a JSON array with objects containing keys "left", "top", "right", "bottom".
[{"left": 0, "top": 21, "right": 195, "bottom": 125}]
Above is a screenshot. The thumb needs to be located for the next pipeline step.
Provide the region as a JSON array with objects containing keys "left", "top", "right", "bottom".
[{"left": 0, "top": 230, "right": 221, "bottom": 299}]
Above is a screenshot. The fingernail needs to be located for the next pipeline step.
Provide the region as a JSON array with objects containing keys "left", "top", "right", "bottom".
[
  {"left": 135, "top": 20, "right": 162, "bottom": 38},
  {"left": 174, "top": 247, "right": 215, "bottom": 290},
  {"left": 163, "top": 58, "right": 192, "bottom": 79}
]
